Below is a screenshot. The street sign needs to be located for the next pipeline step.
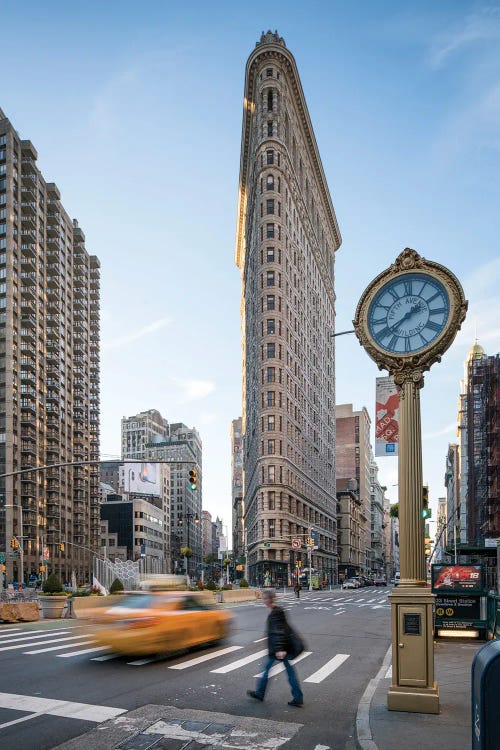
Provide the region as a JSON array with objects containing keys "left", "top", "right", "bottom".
[
  {"left": 0, "top": 552, "right": 5, "bottom": 563},
  {"left": 43, "top": 547, "right": 50, "bottom": 560},
  {"left": 9, "top": 552, "right": 18, "bottom": 558},
  {"left": 291, "top": 538, "right": 301, "bottom": 549},
  {"left": 263, "top": 541, "right": 270, "bottom": 548}
]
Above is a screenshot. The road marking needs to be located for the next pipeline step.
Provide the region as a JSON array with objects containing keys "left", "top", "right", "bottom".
[
  {"left": 0, "top": 628, "right": 23, "bottom": 637},
  {"left": 254, "top": 652, "right": 312, "bottom": 678},
  {"left": 90, "top": 653, "right": 122, "bottom": 662},
  {"left": 170, "top": 645, "right": 243, "bottom": 670},
  {"left": 24, "top": 638, "right": 92, "bottom": 654},
  {"left": 253, "top": 637, "right": 267, "bottom": 643},
  {"left": 0, "top": 630, "right": 68, "bottom": 647},
  {"left": 127, "top": 657, "right": 158, "bottom": 666},
  {"left": 0, "top": 691, "right": 126, "bottom": 723},
  {"left": 333, "top": 610, "right": 345, "bottom": 615},
  {"left": 385, "top": 665, "right": 392, "bottom": 679},
  {"left": 211, "top": 649, "right": 268, "bottom": 674},
  {"left": 0, "top": 634, "right": 72, "bottom": 652},
  {"left": 57, "top": 646, "right": 109, "bottom": 658},
  {"left": 304, "top": 653, "right": 350, "bottom": 683}
]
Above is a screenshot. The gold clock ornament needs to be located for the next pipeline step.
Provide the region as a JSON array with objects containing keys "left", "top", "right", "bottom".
[{"left": 353, "top": 248, "right": 467, "bottom": 384}]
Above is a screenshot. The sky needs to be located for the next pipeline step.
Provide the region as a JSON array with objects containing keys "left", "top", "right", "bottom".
[{"left": 2, "top": 1, "right": 499, "bottom": 535}]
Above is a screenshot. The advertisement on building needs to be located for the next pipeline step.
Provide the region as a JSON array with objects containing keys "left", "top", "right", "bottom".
[
  {"left": 375, "top": 376, "right": 399, "bottom": 457},
  {"left": 124, "top": 462, "right": 161, "bottom": 496},
  {"left": 431, "top": 564, "right": 484, "bottom": 593}
]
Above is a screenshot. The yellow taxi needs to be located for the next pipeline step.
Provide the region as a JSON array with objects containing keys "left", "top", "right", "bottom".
[{"left": 92, "top": 590, "right": 233, "bottom": 657}]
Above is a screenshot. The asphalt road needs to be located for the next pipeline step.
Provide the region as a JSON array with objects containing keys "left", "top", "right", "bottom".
[{"left": 0, "top": 587, "right": 392, "bottom": 750}]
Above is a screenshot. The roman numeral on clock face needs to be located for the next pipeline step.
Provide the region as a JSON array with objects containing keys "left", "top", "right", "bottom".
[
  {"left": 425, "top": 320, "right": 442, "bottom": 333},
  {"left": 429, "top": 307, "right": 447, "bottom": 315},
  {"left": 388, "top": 334, "right": 399, "bottom": 351},
  {"left": 403, "top": 280, "right": 413, "bottom": 295}
]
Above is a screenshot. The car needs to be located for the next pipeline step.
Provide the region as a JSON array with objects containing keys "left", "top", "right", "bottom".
[
  {"left": 341, "top": 578, "right": 359, "bottom": 589},
  {"left": 373, "top": 578, "right": 387, "bottom": 586},
  {"left": 352, "top": 576, "right": 364, "bottom": 587},
  {"left": 92, "top": 590, "right": 234, "bottom": 657}
]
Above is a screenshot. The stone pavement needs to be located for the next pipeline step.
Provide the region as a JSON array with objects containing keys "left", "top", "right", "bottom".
[{"left": 361, "top": 639, "right": 481, "bottom": 750}]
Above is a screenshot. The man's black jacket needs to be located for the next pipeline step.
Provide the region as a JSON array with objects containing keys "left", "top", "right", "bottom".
[{"left": 266, "top": 605, "right": 289, "bottom": 657}]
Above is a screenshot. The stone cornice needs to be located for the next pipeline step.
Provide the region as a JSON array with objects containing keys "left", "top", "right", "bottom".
[{"left": 236, "top": 41, "right": 342, "bottom": 270}]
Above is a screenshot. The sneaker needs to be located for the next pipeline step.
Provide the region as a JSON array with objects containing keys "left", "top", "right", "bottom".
[
  {"left": 287, "top": 699, "right": 303, "bottom": 707},
  {"left": 247, "top": 690, "right": 264, "bottom": 702}
]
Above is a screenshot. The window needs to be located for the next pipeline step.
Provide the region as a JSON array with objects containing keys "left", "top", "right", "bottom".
[
  {"left": 266, "top": 247, "right": 275, "bottom": 262},
  {"left": 266, "top": 150, "right": 274, "bottom": 165},
  {"left": 266, "top": 223, "right": 274, "bottom": 238},
  {"left": 266, "top": 367, "right": 275, "bottom": 383},
  {"left": 267, "top": 391, "right": 275, "bottom": 406},
  {"left": 267, "top": 415, "right": 275, "bottom": 430},
  {"left": 267, "top": 319, "right": 275, "bottom": 334},
  {"left": 269, "top": 519, "right": 275, "bottom": 537},
  {"left": 267, "top": 121, "right": 273, "bottom": 137},
  {"left": 266, "top": 68, "right": 273, "bottom": 77},
  {"left": 267, "top": 91, "right": 273, "bottom": 111},
  {"left": 268, "top": 466, "right": 275, "bottom": 482},
  {"left": 266, "top": 271, "right": 275, "bottom": 286},
  {"left": 267, "top": 440, "right": 275, "bottom": 455},
  {"left": 267, "top": 342, "right": 275, "bottom": 358},
  {"left": 269, "top": 491, "right": 275, "bottom": 509},
  {"left": 266, "top": 294, "right": 275, "bottom": 310},
  {"left": 266, "top": 199, "right": 274, "bottom": 215},
  {"left": 267, "top": 174, "right": 274, "bottom": 191}
]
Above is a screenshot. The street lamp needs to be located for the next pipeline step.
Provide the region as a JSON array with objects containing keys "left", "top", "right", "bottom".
[{"left": 178, "top": 512, "right": 200, "bottom": 578}]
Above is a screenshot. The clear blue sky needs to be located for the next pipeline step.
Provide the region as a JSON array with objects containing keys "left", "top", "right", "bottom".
[{"left": 2, "top": 1, "right": 499, "bottom": 532}]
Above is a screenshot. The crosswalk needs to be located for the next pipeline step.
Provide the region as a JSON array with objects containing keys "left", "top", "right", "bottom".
[
  {"left": 0, "top": 625, "right": 360, "bottom": 685},
  {"left": 277, "top": 592, "right": 390, "bottom": 610}
]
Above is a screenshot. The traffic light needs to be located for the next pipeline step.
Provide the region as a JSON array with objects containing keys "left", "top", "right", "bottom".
[
  {"left": 10, "top": 537, "right": 18, "bottom": 550},
  {"left": 188, "top": 468, "right": 198, "bottom": 491},
  {"left": 422, "top": 486, "right": 431, "bottom": 519},
  {"left": 0, "top": 564, "right": 6, "bottom": 573},
  {"left": 59, "top": 543, "right": 65, "bottom": 553},
  {"left": 177, "top": 517, "right": 184, "bottom": 526}
]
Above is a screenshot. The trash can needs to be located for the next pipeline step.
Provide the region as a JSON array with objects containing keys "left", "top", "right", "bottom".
[{"left": 471, "top": 640, "right": 500, "bottom": 749}]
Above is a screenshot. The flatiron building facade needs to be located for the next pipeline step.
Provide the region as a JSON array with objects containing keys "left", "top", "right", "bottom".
[
  {"left": 235, "top": 32, "right": 342, "bottom": 586},
  {"left": 0, "top": 108, "right": 100, "bottom": 585}
]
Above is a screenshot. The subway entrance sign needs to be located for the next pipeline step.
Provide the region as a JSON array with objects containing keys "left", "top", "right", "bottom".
[{"left": 432, "top": 564, "right": 487, "bottom": 639}]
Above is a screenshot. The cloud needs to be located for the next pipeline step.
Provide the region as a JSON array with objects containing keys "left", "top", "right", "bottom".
[
  {"left": 429, "top": 7, "right": 500, "bottom": 68},
  {"left": 423, "top": 422, "right": 457, "bottom": 440},
  {"left": 103, "top": 317, "right": 172, "bottom": 350},
  {"left": 172, "top": 378, "right": 216, "bottom": 402}
]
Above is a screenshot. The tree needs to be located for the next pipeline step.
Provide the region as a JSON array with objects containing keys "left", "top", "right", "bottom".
[
  {"left": 390, "top": 504, "right": 399, "bottom": 519},
  {"left": 180, "top": 546, "right": 192, "bottom": 558},
  {"left": 42, "top": 573, "right": 63, "bottom": 594}
]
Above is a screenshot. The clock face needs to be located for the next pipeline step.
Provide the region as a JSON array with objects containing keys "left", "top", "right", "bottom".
[{"left": 367, "top": 272, "right": 450, "bottom": 355}]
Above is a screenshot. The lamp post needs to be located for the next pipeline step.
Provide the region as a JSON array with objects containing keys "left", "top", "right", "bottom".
[{"left": 178, "top": 512, "right": 200, "bottom": 578}]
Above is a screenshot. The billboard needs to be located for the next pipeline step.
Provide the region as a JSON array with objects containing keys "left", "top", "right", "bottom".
[
  {"left": 124, "top": 462, "right": 162, "bottom": 496},
  {"left": 375, "top": 376, "right": 399, "bottom": 456},
  {"left": 431, "top": 564, "right": 484, "bottom": 593}
]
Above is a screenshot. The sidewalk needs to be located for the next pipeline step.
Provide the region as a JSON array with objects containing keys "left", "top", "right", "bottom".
[{"left": 363, "top": 639, "right": 481, "bottom": 750}]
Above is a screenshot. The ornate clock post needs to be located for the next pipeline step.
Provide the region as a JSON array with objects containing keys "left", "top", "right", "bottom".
[{"left": 353, "top": 248, "right": 467, "bottom": 713}]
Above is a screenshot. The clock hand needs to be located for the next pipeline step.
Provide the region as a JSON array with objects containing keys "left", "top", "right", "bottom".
[{"left": 390, "top": 303, "right": 423, "bottom": 331}]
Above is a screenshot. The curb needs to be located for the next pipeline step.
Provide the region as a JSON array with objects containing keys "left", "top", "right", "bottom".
[{"left": 356, "top": 644, "right": 392, "bottom": 750}]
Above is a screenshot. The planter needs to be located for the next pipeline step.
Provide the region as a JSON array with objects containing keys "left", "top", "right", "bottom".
[{"left": 39, "top": 595, "right": 68, "bottom": 619}]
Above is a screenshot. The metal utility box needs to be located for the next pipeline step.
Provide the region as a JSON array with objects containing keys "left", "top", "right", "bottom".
[{"left": 471, "top": 640, "right": 500, "bottom": 749}]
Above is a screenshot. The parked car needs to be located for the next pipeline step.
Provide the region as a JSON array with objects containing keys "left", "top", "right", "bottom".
[
  {"left": 342, "top": 578, "right": 359, "bottom": 590},
  {"left": 92, "top": 590, "right": 233, "bottom": 656},
  {"left": 373, "top": 578, "right": 387, "bottom": 586},
  {"left": 352, "top": 576, "right": 364, "bottom": 587},
  {"left": 394, "top": 572, "right": 400, "bottom": 586}
]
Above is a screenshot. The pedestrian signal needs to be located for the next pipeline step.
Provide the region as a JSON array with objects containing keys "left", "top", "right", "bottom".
[
  {"left": 188, "top": 468, "right": 198, "bottom": 491},
  {"left": 59, "top": 543, "right": 65, "bottom": 552},
  {"left": 0, "top": 564, "right": 6, "bottom": 573}
]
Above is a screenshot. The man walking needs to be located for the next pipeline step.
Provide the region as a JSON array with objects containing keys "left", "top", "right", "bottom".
[
  {"left": 247, "top": 589, "right": 303, "bottom": 707},
  {"left": 294, "top": 581, "right": 301, "bottom": 598}
]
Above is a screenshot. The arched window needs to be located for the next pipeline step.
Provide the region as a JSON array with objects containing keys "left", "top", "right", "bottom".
[{"left": 266, "top": 174, "right": 274, "bottom": 191}]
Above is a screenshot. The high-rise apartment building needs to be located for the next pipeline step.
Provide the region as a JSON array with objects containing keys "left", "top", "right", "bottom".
[
  {"left": 0, "top": 108, "right": 100, "bottom": 584},
  {"left": 121, "top": 409, "right": 169, "bottom": 459},
  {"left": 231, "top": 417, "right": 244, "bottom": 564},
  {"left": 235, "top": 32, "right": 341, "bottom": 586},
  {"left": 336, "top": 404, "right": 372, "bottom": 575}
]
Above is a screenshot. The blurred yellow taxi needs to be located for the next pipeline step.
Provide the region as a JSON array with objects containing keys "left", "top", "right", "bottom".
[{"left": 92, "top": 590, "right": 233, "bottom": 656}]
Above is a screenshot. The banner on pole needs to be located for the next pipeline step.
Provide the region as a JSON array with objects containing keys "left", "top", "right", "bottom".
[{"left": 375, "top": 376, "right": 399, "bottom": 457}]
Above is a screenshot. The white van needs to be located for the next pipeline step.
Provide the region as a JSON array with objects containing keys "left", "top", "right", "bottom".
[{"left": 394, "top": 572, "right": 400, "bottom": 586}]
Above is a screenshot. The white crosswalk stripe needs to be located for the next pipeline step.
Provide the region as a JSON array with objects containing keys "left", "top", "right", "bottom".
[
  {"left": 57, "top": 646, "right": 109, "bottom": 658},
  {"left": 254, "top": 651, "right": 312, "bottom": 678},
  {"left": 211, "top": 649, "right": 268, "bottom": 674},
  {"left": 304, "top": 653, "right": 350, "bottom": 683},
  {"left": 169, "top": 645, "right": 243, "bottom": 670},
  {"left": 24, "top": 638, "right": 93, "bottom": 654}
]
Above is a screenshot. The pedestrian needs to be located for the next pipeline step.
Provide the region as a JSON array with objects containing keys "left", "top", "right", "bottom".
[
  {"left": 247, "top": 588, "right": 304, "bottom": 707},
  {"left": 294, "top": 581, "right": 301, "bottom": 598}
]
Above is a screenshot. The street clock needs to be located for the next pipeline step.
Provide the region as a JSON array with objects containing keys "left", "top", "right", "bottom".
[{"left": 353, "top": 248, "right": 467, "bottom": 381}]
